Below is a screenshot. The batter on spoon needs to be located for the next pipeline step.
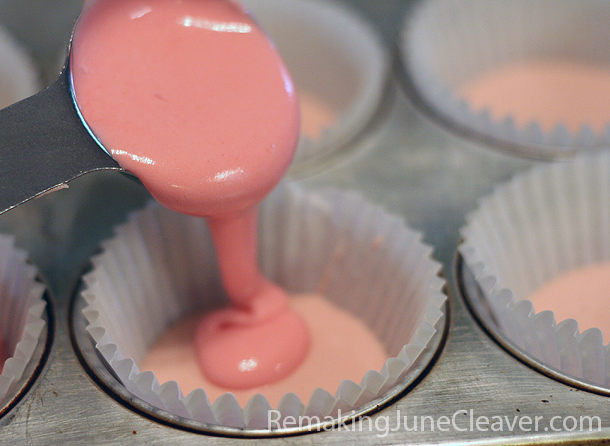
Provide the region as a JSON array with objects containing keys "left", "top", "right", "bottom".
[{"left": 71, "top": 0, "right": 308, "bottom": 389}]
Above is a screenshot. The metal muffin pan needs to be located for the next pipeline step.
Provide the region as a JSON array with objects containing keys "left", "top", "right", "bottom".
[{"left": 0, "top": 0, "right": 609, "bottom": 444}]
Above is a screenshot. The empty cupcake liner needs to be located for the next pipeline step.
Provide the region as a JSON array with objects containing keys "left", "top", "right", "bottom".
[
  {"left": 79, "top": 183, "right": 446, "bottom": 430},
  {"left": 399, "top": 0, "right": 610, "bottom": 157},
  {"left": 0, "top": 25, "right": 40, "bottom": 108},
  {"left": 459, "top": 152, "right": 610, "bottom": 389},
  {"left": 241, "top": 0, "right": 389, "bottom": 168},
  {"left": 0, "top": 234, "right": 47, "bottom": 408}
]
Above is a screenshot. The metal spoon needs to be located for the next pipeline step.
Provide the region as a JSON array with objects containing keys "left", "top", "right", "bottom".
[{"left": 0, "top": 61, "right": 123, "bottom": 215}]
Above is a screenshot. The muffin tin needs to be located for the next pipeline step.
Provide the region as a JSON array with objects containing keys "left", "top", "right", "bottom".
[
  {"left": 0, "top": 25, "right": 40, "bottom": 108},
  {"left": 0, "top": 0, "right": 609, "bottom": 444}
]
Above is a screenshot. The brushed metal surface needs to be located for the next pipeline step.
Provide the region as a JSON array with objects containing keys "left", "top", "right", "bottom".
[{"left": 0, "top": 1, "right": 608, "bottom": 444}]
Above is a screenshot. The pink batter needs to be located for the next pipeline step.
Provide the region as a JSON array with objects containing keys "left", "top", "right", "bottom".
[
  {"left": 528, "top": 262, "right": 610, "bottom": 342},
  {"left": 71, "top": 0, "right": 308, "bottom": 389},
  {"left": 140, "top": 294, "right": 388, "bottom": 407},
  {"left": 458, "top": 60, "right": 610, "bottom": 133}
]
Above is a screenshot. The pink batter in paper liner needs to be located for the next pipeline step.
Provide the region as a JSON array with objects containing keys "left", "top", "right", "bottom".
[
  {"left": 458, "top": 60, "right": 610, "bottom": 133},
  {"left": 528, "top": 262, "right": 610, "bottom": 343}
]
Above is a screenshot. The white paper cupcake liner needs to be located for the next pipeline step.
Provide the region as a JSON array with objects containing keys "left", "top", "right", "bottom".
[
  {"left": 399, "top": 0, "right": 610, "bottom": 157},
  {"left": 0, "top": 234, "right": 47, "bottom": 408},
  {"left": 459, "top": 152, "right": 610, "bottom": 389},
  {"left": 0, "top": 25, "right": 41, "bottom": 108},
  {"left": 80, "top": 183, "right": 446, "bottom": 429},
  {"left": 240, "top": 0, "right": 389, "bottom": 168}
]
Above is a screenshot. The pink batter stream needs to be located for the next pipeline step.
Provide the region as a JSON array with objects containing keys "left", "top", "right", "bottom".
[{"left": 71, "top": 0, "right": 309, "bottom": 389}]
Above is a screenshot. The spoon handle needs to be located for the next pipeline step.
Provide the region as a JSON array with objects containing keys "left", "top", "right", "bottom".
[{"left": 0, "top": 67, "right": 122, "bottom": 215}]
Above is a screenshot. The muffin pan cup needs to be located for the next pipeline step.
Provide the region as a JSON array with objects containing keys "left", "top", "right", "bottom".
[
  {"left": 72, "top": 183, "right": 447, "bottom": 434},
  {"left": 398, "top": 0, "right": 610, "bottom": 158}
]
